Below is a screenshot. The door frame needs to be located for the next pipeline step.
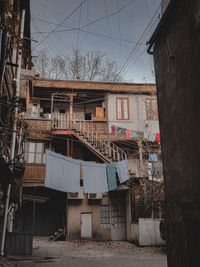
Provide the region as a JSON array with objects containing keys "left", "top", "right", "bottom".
[{"left": 80, "top": 212, "right": 93, "bottom": 239}]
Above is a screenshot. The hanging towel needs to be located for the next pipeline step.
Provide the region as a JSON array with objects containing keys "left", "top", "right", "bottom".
[
  {"left": 115, "top": 159, "right": 130, "bottom": 184},
  {"left": 118, "top": 127, "right": 126, "bottom": 136},
  {"left": 131, "top": 130, "right": 138, "bottom": 139},
  {"left": 115, "top": 126, "right": 120, "bottom": 136},
  {"left": 45, "top": 150, "right": 80, "bottom": 193},
  {"left": 152, "top": 162, "right": 163, "bottom": 177},
  {"left": 148, "top": 162, "right": 153, "bottom": 180},
  {"left": 106, "top": 163, "right": 117, "bottom": 191},
  {"left": 126, "top": 129, "right": 131, "bottom": 139},
  {"left": 144, "top": 132, "right": 149, "bottom": 139},
  {"left": 137, "top": 131, "right": 144, "bottom": 139},
  {"left": 112, "top": 125, "right": 116, "bottom": 136},
  {"left": 148, "top": 133, "right": 156, "bottom": 142},
  {"left": 155, "top": 133, "right": 160, "bottom": 143},
  {"left": 148, "top": 154, "right": 158, "bottom": 162},
  {"left": 82, "top": 162, "right": 109, "bottom": 193}
]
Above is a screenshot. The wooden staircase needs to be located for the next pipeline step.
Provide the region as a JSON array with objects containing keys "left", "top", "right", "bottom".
[{"left": 52, "top": 113, "right": 127, "bottom": 163}]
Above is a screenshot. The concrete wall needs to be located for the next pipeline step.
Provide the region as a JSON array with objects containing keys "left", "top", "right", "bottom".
[
  {"left": 138, "top": 219, "right": 165, "bottom": 246},
  {"left": 130, "top": 219, "right": 165, "bottom": 246},
  {"left": 130, "top": 223, "right": 139, "bottom": 244},
  {"left": 106, "top": 94, "right": 159, "bottom": 134},
  {"left": 152, "top": 1, "right": 200, "bottom": 265},
  {"left": 67, "top": 193, "right": 111, "bottom": 240}
]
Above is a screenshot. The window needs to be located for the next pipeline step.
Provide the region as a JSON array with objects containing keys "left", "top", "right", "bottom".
[
  {"left": 116, "top": 98, "right": 129, "bottom": 120},
  {"left": 32, "top": 104, "right": 37, "bottom": 112},
  {"left": 100, "top": 205, "right": 110, "bottom": 229},
  {"left": 145, "top": 98, "right": 158, "bottom": 120},
  {"left": 24, "top": 142, "right": 46, "bottom": 164}
]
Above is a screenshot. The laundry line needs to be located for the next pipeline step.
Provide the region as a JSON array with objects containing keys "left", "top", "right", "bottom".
[
  {"left": 111, "top": 125, "right": 160, "bottom": 142},
  {"left": 45, "top": 150, "right": 130, "bottom": 194}
]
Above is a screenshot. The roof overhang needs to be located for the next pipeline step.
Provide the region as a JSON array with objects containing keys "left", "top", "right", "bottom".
[{"left": 33, "top": 78, "right": 156, "bottom": 94}]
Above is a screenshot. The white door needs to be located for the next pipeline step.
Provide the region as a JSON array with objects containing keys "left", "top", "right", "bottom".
[
  {"left": 81, "top": 212, "right": 92, "bottom": 239},
  {"left": 111, "top": 203, "right": 126, "bottom": 241}
]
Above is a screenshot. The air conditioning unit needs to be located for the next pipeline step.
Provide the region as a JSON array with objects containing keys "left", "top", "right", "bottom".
[
  {"left": 68, "top": 187, "right": 84, "bottom": 199},
  {"left": 88, "top": 193, "right": 102, "bottom": 200}
]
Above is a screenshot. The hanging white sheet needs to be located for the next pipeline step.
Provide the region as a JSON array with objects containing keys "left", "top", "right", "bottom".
[
  {"left": 82, "top": 161, "right": 109, "bottom": 193},
  {"left": 45, "top": 150, "right": 80, "bottom": 193}
]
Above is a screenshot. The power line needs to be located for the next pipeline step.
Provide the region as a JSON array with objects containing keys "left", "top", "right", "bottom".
[
  {"left": 33, "top": 0, "right": 88, "bottom": 50},
  {"left": 108, "top": 4, "right": 161, "bottom": 85},
  {"left": 76, "top": 0, "right": 83, "bottom": 51},
  {"left": 32, "top": 24, "right": 143, "bottom": 46}
]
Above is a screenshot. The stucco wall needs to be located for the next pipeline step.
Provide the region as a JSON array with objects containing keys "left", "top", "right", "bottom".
[
  {"left": 138, "top": 219, "right": 165, "bottom": 246},
  {"left": 130, "top": 223, "right": 139, "bottom": 244},
  {"left": 130, "top": 219, "right": 165, "bottom": 246},
  {"left": 106, "top": 94, "right": 159, "bottom": 134},
  {"left": 67, "top": 194, "right": 111, "bottom": 240}
]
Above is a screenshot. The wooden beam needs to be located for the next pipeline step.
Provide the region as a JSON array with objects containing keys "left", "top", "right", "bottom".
[
  {"left": 33, "top": 79, "right": 156, "bottom": 93},
  {"left": 52, "top": 130, "right": 73, "bottom": 135},
  {"left": 67, "top": 136, "right": 70, "bottom": 157}
]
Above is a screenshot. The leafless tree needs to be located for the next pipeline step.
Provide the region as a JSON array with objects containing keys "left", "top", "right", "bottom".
[{"left": 33, "top": 49, "right": 123, "bottom": 82}]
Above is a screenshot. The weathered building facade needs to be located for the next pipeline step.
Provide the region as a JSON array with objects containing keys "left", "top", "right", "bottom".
[
  {"left": 148, "top": 0, "right": 200, "bottom": 265},
  {"left": 0, "top": 0, "right": 31, "bottom": 255},
  {"left": 19, "top": 77, "right": 163, "bottom": 243}
]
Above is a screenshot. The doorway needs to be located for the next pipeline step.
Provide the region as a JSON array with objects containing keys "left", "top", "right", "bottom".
[
  {"left": 81, "top": 212, "right": 92, "bottom": 239},
  {"left": 110, "top": 191, "right": 126, "bottom": 241}
]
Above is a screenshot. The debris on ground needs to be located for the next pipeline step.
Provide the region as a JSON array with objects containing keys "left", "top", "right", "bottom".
[{"left": 71, "top": 240, "right": 135, "bottom": 249}]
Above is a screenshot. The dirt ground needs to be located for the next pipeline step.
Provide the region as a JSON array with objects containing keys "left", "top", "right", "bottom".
[{"left": 1, "top": 237, "right": 167, "bottom": 267}]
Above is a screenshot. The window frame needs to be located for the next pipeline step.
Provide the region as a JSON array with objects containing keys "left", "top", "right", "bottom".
[
  {"left": 116, "top": 97, "right": 130, "bottom": 120},
  {"left": 145, "top": 97, "right": 158, "bottom": 120},
  {"left": 24, "top": 142, "right": 46, "bottom": 164}
]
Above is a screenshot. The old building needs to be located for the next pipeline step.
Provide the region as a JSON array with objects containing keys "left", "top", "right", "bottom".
[
  {"left": 19, "top": 77, "right": 163, "bottom": 243},
  {"left": 0, "top": 0, "right": 31, "bottom": 255},
  {"left": 148, "top": 0, "right": 200, "bottom": 265}
]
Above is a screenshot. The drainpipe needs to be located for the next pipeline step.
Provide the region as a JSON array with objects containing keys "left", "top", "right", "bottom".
[{"left": 0, "top": 9, "right": 25, "bottom": 257}]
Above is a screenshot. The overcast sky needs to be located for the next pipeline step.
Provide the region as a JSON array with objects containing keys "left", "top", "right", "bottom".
[{"left": 30, "top": 0, "right": 162, "bottom": 83}]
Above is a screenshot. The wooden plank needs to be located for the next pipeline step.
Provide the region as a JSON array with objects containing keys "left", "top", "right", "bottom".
[
  {"left": 33, "top": 78, "right": 156, "bottom": 93},
  {"left": 52, "top": 130, "right": 73, "bottom": 135}
]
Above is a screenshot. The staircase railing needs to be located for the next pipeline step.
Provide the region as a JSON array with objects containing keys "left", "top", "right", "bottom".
[{"left": 52, "top": 113, "right": 127, "bottom": 162}]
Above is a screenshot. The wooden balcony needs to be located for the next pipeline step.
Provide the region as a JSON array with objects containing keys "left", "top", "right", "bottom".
[
  {"left": 23, "top": 164, "right": 45, "bottom": 187},
  {"left": 52, "top": 113, "right": 108, "bottom": 133},
  {"left": 25, "top": 113, "right": 108, "bottom": 135},
  {"left": 25, "top": 118, "right": 51, "bottom": 136}
]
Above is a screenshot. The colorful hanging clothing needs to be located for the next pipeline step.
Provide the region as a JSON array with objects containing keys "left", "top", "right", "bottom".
[
  {"left": 137, "top": 131, "right": 144, "bottom": 139},
  {"left": 118, "top": 127, "right": 126, "bottom": 135},
  {"left": 148, "top": 133, "right": 156, "bottom": 142},
  {"left": 144, "top": 132, "right": 149, "bottom": 139},
  {"left": 106, "top": 163, "right": 117, "bottom": 191},
  {"left": 148, "top": 154, "right": 158, "bottom": 162},
  {"left": 152, "top": 163, "right": 163, "bottom": 177},
  {"left": 45, "top": 150, "right": 81, "bottom": 193},
  {"left": 115, "top": 159, "right": 130, "bottom": 184},
  {"left": 82, "top": 162, "right": 109, "bottom": 193},
  {"left": 155, "top": 134, "right": 160, "bottom": 143},
  {"left": 111, "top": 125, "right": 116, "bottom": 136},
  {"left": 115, "top": 126, "right": 120, "bottom": 136},
  {"left": 126, "top": 129, "right": 131, "bottom": 139},
  {"left": 131, "top": 130, "right": 138, "bottom": 139}
]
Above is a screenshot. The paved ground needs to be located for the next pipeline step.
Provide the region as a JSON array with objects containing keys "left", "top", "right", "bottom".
[{"left": 1, "top": 237, "right": 167, "bottom": 267}]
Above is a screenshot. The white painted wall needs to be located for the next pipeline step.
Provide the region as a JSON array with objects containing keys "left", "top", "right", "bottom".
[
  {"left": 106, "top": 94, "right": 160, "bottom": 134},
  {"left": 139, "top": 218, "right": 166, "bottom": 246},
  {"left": 130, "top": 219, "right": 166, "bottom": 246}
]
